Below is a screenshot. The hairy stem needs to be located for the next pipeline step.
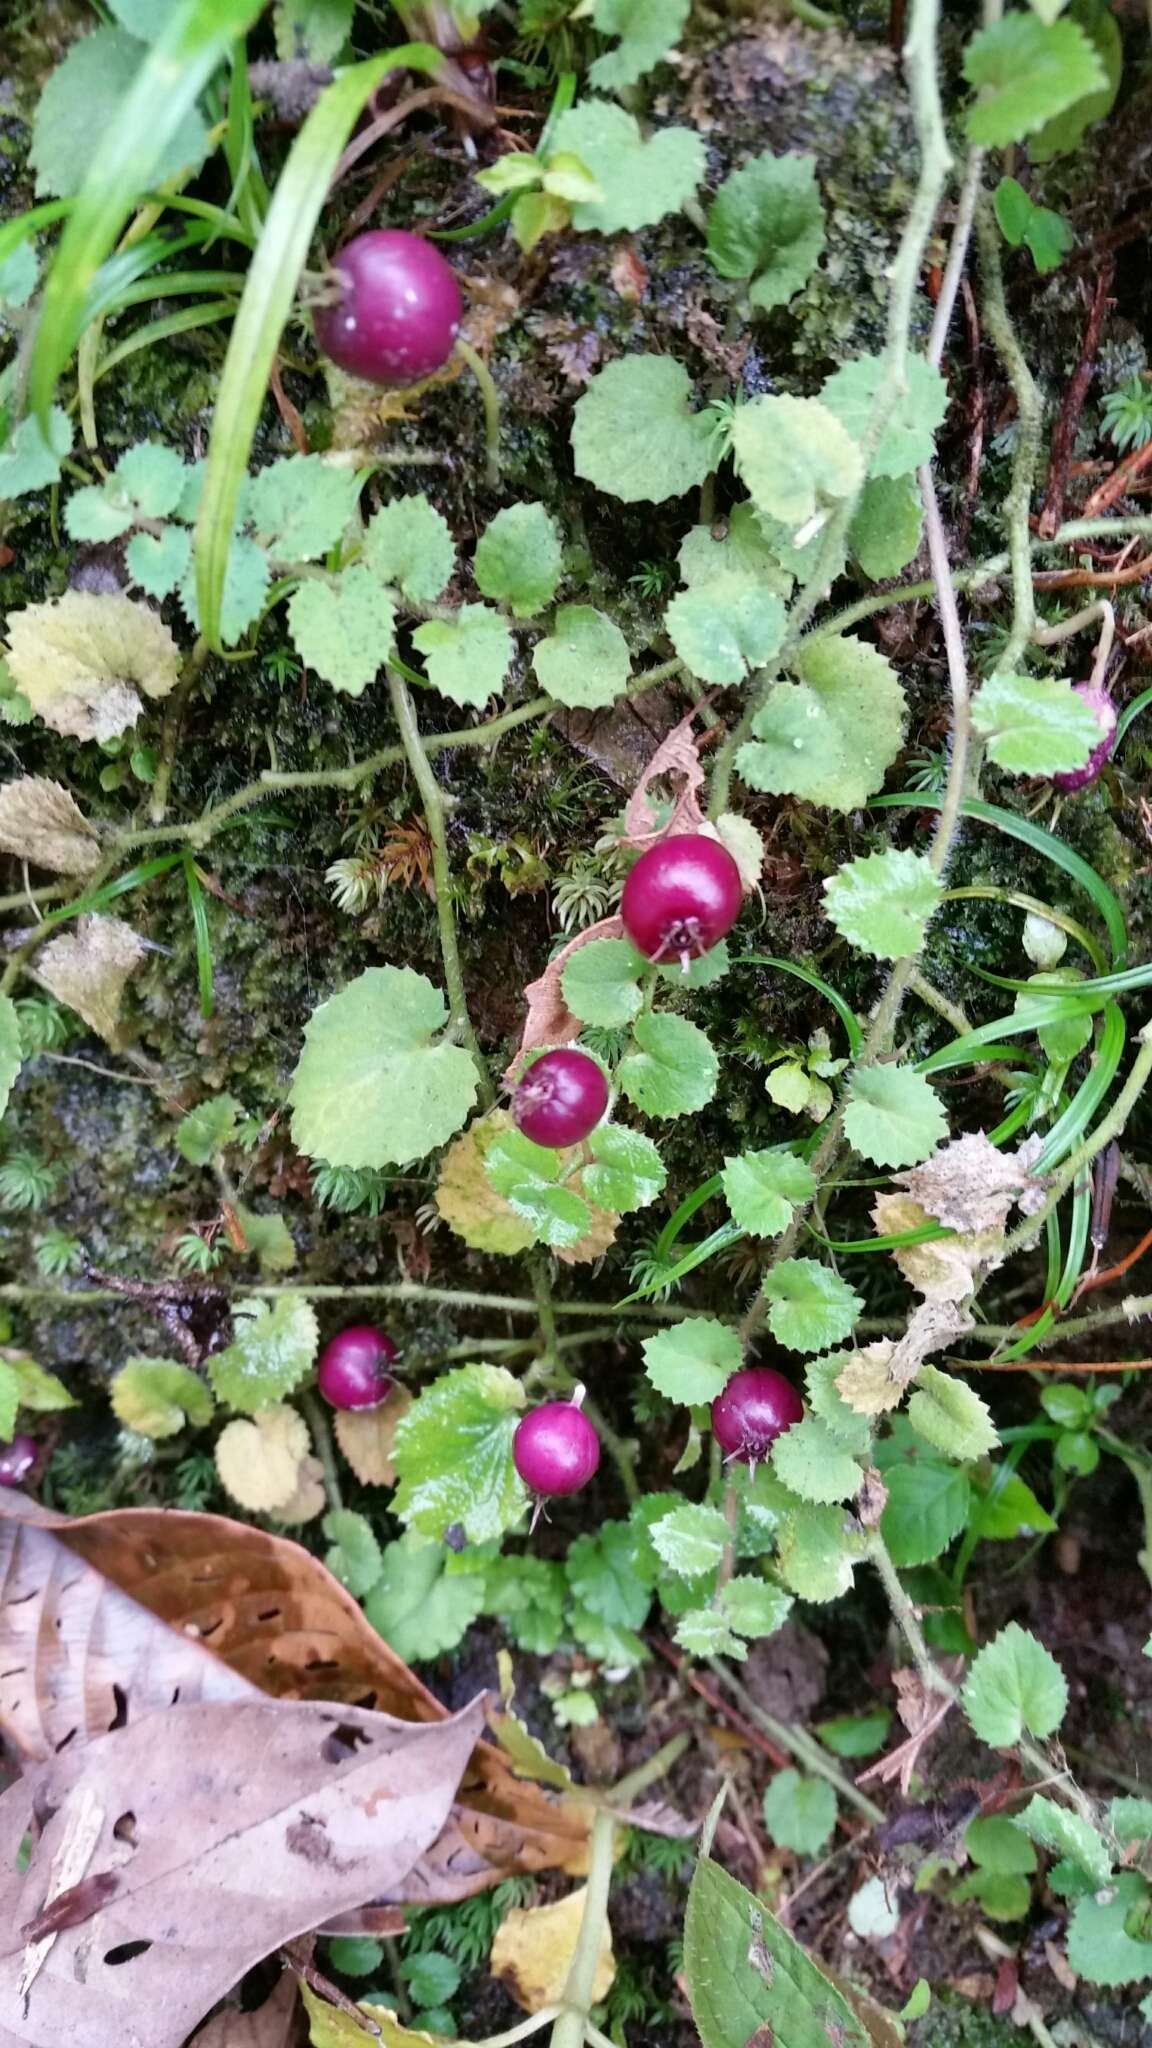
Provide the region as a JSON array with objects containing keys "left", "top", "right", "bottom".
[{"left": 975, "top": 193, "right": 1043, "bottom": 669}]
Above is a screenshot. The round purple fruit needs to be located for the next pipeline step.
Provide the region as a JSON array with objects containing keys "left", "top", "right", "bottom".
[
  {"left": 514, "top": 1397, "right": 600, "bottom": 1498},
  {"left": 317, "top": 1325, "right": 399, "bottom": 1411},
  {"left": 513, "top": 1048, "right": 608, "bottom": 1149},
  {"left": 1051, "top": 683, "right": 1118, "bottom": 794},
  {"left": 0, "top": 1435, "right": 38, "bottom": 1486},
  {"left": 314, "top": 230, "right": 463, "bottom": 387},
  {"left": 621, "top": 833, "right": 743, "bottom": 969},
  {"left": 711, "top": 1366, "right": 804, "bottom": 1465}
]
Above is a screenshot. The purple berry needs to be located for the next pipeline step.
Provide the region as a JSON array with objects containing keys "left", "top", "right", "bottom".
[
  {"left": 513, "top": 1048, "right": 609, "bottom": 1148},
  {"left": 1051, "top": 683, "right": 1118, "bottom": 794},
  {"left": 314, "top": 230, "right": 463, "bottom": 387},
  {"left": 0, "top": 1435, "right": 38, "bottom": 1486},
  {"left": 711, "top": 1367, "right": 804, "bottom": 1465},
  {"left": 621, "top": 834, "right": 743, "bottom": 968},
  {"left": 514, "top": 1400, "right": 600, "bottom": 1497},
  {"left": 317, "top": 1325, "right": 399, "bottom": 1411}
]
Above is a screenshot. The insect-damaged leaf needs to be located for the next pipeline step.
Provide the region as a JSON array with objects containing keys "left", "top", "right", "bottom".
[
  {"left": 684, "top": 1853, "right": 868, "bottom": 2048},
  {"left": 0, "top": 1694, "right": 485, "bottom": 2048}
]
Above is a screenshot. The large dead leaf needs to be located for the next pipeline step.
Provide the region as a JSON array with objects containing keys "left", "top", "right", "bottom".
[
  {"left": 0, "top": 778, "right": 101, "bottom": 876},
  {"left": 5, "top": 592, "right": 181, "bottom": 741},
  {"left": 0, "top": 1502, "right": 589, "bottom": 1899},
  {"left": 872, "top": 1192, "right": 997, "bottom": 1303},
  {"left": 894, "top": 1133, "right": 1046, "bottom": 1234},
  {"left": 36, "top": 914, "right": 147, "bottom": 1043},
  {"left": 0, "top": 1695, "right": 484, "bottom": 2048},
  {"left": 491, "top": 1886, "right": 615, "bottom": 2013},
  {"left": 191, "top": 1974, "right": 300, "bottom": 2048}
]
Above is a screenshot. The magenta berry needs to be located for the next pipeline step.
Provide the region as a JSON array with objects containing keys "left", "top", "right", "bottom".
[
  {"left": 317, "top": 1325, "right": 399, "bottom": 1411},
  {"left": 513, "top": 1048, "right": 609, "bottom": 1148},
  {"left": 1051, "top": 683, "right": 1118, "bottom": 794},
  {"left": 711, "top": 1367, "right": 804, "bottom": 1465},
  {"left": 314, "top": 230, "right": 463, "bottom": 387},
  {"left": 621, "top": 833, "right": 743, "bottom": 968},
  {"left": 0, "top": 1434, "right": 37, "bottom": 1486},
  {"left": 514, "top": 1400, "right": 600, "bottom": 1497}
]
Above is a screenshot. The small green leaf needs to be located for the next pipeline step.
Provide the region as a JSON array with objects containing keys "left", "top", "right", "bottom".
[
  {"left": 719, "top": 1575, "right": 793, "bottom": 1641},
  {"left": 735, "top": 634, "right": 906, "bottom": 813},
  {"left": 474, "top": 502, "right": 562, "bottom": 617},
  {"left": 363, "top": 494, "right": 455, "bottom": 602},
  {"left": 679, "top": 502, "right": 792, "bottom": 600},
  {"left": 583, "top": 1124, "right": 666, "bottom": 1213},
  {"left": 567, "top": 1519, "right": 655, "bottom": 1627},
  {"left": 684, "top": 1856, "right": 868, "bottom": 2048},
  {"left": 323, "top": 1507, "right": 384, "bottom": 1597},
  {"left": 651, "top": 1502, "right": 731, "bottom": 1578},
  {"left": 0, "top": 997, "right": 22, "bottom": 1123},
  {"left": 0, "top": 240, "right": 38, "bottom": 310},
  {"left": 707, "top": 151, "right": 825, "bottom": 311},
  {"left": 963, "top": 13, "right": 1106, "bottom": 146},
  {"left": 208, "top": 1296, "right": 319, "bottom": 1413},
  {"left": 402, "top": 1952, "right": 462, "bottom": 2008},
  {"left": 776, "top": 1500, "right": 867, "bottom": 1602},
  {"left": 274, "top": 0, "right": 355, "bottom": 62},
  {"left": 249, "top": 453, "right": 359, "bottom": 562},
  {"left": 413, "top": 604, "right": 513, "bottom": 709},
  {"left": 325, "top": 1935, "right": 383, "bottom": 1978},
  {"left": 823, "top": 848, "right": 943, "bottom": 960},
  {"left": 534, "top": 605, "right": 632, "bottom": 709},
  {"left": 1030, "top": 0, "right": 1121, "bottom": 162},
  {"left": 763, "top": 1769, "right": 838, "bottom": 1856},
  {"left": 665, "top": 579, "right": 786, "bottom": 686},
  {"left": 588, "top": 0, "right": 690, "bottom": 91},
  {"left": 1112, "top": 1797, "right": 1152, "bottom": 1847},
  {"left": 365, "top": 1533, "right": 485, "bottom": 1662},
  {"left": 177, "top": 1093, "right": 241, "bottom": 1165},
  {"left": 816, "top": 1709, "right": 891, "bottom": 1759},
  {"left": 391, "top": 1363, "right": 527, "bottom": 1544},
  {"left": 907, "top": 1366, "right": 1000, "bottom": 1462},
  {"left": 180, "top": 532, "right": 271, "bottom": 648},
  {"left": 484, "top": 1553, "right": 568, "bottom": 1655},
  {"left": 993, "top": 176, "right": 1074, "bottom": 275},
  {"left": 287, "top": 568, "right": 395, "bottom": 697},
  {"left": 842, "top": 1064, "right": 947, "bottom": 1168},
  {"left": 553, "top": 102, "right": 704, "bottom": 234},
  {"left": 642, "top": 1319, "right": 742, "bottom": 1406},
  {"left": 67, "top": 443, "right": 189, "bottom": 544},
  {"left": 732, "top": 395, "right": 864, "bottom": 532},
  {"left": 675, "top": 1606, "right": 745, "bottom": 1658},
  {"left": 820, "top": 354, "right": 948, "bottom": 479},
  {"left": 966, "top": 1816, "right": 1038, "bottom": 1876},
  {"left": 485, "top": 1128, "right": 593, "bottom": 1248},
  {"left": 0, "top": 409, "right": 73, "bottom": 501},
  {"left": 572, "top": 356, "right": 720, "bottom": 505},
  {"left": 961, "top": 1622, "right": 1069, "bottom": 1746},
  {"left": 562, "top": 938, "right": 645, "bottom": 1028},
  {"left": 970, "top": 672, "right": 1101, "bottom": 776},
  {"left": 803, "top": 1354, "right": 873, "bottom": 1456},
  {"left": 1067, "top": 1875, "right": 1152, "bottom": 1988},
  {"left": 849, "top": 475, "right": 923, "bottom": 580},
  {"left": 1013, "top": 1796, "right": 1111, "bottom": 1887},
  {"left": 289, "top": 965, "right": 479, "bottom": 1171},
  {"left": 126, "top": 525, "right": 192, "bottom": 600},
  {"left": 772, "top": 1417, "right": 863, "bottom": 1504},
  {"left": 880, "top": 1455, "right": 971, "bottom": 1566},
  {"left": 721, "top": 1149, "right": 816, "bottom": 1236},
  {"left": 111, "top": 1356, "right": 214, "bottom": 1438},
  {"left": 619, "top": 1011, "right": 718, "bottom": 1119},
  {"left": 761, "top": 1259, "right": 862, "bottom": 1354}
]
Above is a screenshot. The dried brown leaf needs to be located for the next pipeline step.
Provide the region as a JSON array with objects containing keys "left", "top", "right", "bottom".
[
  {"left": 5, "top": 591, "right": 181, "bottom": 741},
  {"left": 36, "top": 914, "right": 146, "bottom": 1043},
  {"left": 0, "top": 778, "right": 101, "bottom": 876},
  {"left": 0, "top": 1695, "right": 485, "bottom": 2047},
  {"left": 871, "top": 1192, "right": 994, "bottom": 1303},
  {"left": 334, "top": 1387, "right": 414, "bottom": 1489},
  {"left": 895, "top": 1133, "right": 1045, "bottom": 1235},
  {"left": 506, "top": 915, "right": 624, "bottom": 1080},
  {"left": 215, "top": 1408, "right": 311, "bottom": 1515},
  {"left": 622, "top": 703, "right": 709, "bottom": 846},
  {"left": 273, "top": 1456, "right": 327, "bottom": 1527},
  {"left": 190, "top": 1973, "right": 301, "bottom": 2048},
  {"left": 435, "top": 1111, "right": 535, "bottom": 1256}
]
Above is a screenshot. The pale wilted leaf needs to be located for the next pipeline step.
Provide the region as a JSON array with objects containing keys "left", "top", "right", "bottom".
[
  {"left": 215, "top": 1406, "right": 312, "bottom": 1514},
  {"left": 335, "top": 1384, "right": 415, "bottom": 1488},
  {"left": 6, "top": 591, "right": 181, "bottom": 740},
  {"left": 0, "top": 1694, "right": 486, "bottom": 2048},
  {"left": 436, "top": 1111, "right": 535, "bottom": 1255},
  {"left": 872, "top": 1191, "right": 996, "bottom": 1302},
  {"left": 835, "top": 1298, "right": 975, "bottom": 1416},
  {"left": 895, "top": 1132, "right": 1045, "bottom": 1234},
  {"left": 37, "top": 914, "right": 146, "bottom": 1042},
  {"left": 491, "top": 1887, "right": 615, "bottom": 2013},
  {"left": 272, "top": 1455, "right": 327, "bottom": 1526},
  {"left": 0, "top": 778, "right": 101, "bottom": 875}
]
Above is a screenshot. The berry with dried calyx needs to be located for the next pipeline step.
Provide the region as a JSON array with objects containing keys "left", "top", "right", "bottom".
[
  {"left": 621, "top": 833, "right": 743, "bottom": 970},
  {"left": 514, "top": 1391, "right": 600, "bottom": 1499},
  {"left": 512, "top": 1048, "right": 608, "bottom": 1148},
  {"left": 1051, "top": 683, "right": 1118, "bottom": 794},
  {"left": 317, "top": 1325, "right": 399, "bottom": 1411},
  {"left": 711, "top": 1366, "right": 803, "bottom": 1466},
  {"left": 314, "top": 230, "right": 463, "bottom": 387}
]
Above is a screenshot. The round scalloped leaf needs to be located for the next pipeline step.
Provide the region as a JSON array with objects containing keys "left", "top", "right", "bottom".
[
  {"left": 721, "top": 1148, "right": 816, "bottom": 1237},
  {"left": 249, "top": 454, "right": 360, "bottom": 563},
  {"left": 588, "top": 0, "right": 690, "bottom": 90},
  {"left": 820, "top": 353, "right": 948, "bottom": 479},
  {"left": 776, "top": 1501, "right": 866, "bottom": 1602},
  {"left": 970, "top": 672, "right": 1101, "bottom": 776},
  {"left": 642, "top": 1318, "right": 742, "bottom": 1405},
  {"left": 823, "top": 848, "right": 942, "bottom": 960},
  {"left": 562, "top": 938, "right": 645, "bottom": 1029},
  {"left": 1067, "top": 1875, "right": 1152, "bottom": 1988},
  {"left": 6, "top": 591, "right": 181, "bottom": 742},
  {"left": 555, "top": 103, "right": 704, "bottom": 233},
  {"left": 214, "top": 1404, "right": 310, "bottom": 1513},
  {"left": 735, "top": 634, "right": 905, "bottom": 813},
  {"left": 907, "top": 1365, "right": 1000, "bottom": 1462},
  {"left": 761, "top": 1259, "right": 862, "bottom": 1354},
  {"left": 534, "top": 605, "right": 632, "bottom": 709},
  {"left": 771, "top": 1416, "right": 863, "bottom": 1505},
  {"left": 333, "top": 1383, "right": 414, "bottom": 1488},
  {"left": 665, "top": 579, "right": 786, "bottom": 685},
  {"left": 391, "top": 1363, "right": 527, "bottom": 1543},
  {"left": 572, "top": 356, "right": 720, "bottom": 506},
  {"left": 364, "top": 1535, "right": 486, "bottom": 1664},
  {"left": 413, "top": 604, "right": 514, "bottom": 709},
  {"left": 289, "top": 965, "right": 479, "bottom": 1170},
  {"left": 763, "top": 1768, "right": 838, "bottom": 1854},
  {"left": 842, "top": 1064, "right": 948, "bottom": 1168},
  {"left": 363, "top": 494, "right": 455, "bottom": 603},
  {"left": 731, "top": 395, "right": 863, "bottom": 532},
  {"left": 111, "top": 1356, "right": 215, "bottom": 1439},
  {"left": 707, "top": 151, "right": 826, "bottom": 311},
  {"left": 583, "top": 1124, "right": 665, "bottom": 1213},
  {"left": 207, "top": 1296, "right": 319, "bottom": 1414},
  {"left": 287, "top": 568, "right": 395, "bottom": 696},
  {"left": 474, "top": 502, "right": 562, "bottom": 618},
  {"left": 962, "top": 13, "right": 1107, "bottom": 147},
  {"left": 619, "top": 1011, "right": 718, "bottom": 1119}
]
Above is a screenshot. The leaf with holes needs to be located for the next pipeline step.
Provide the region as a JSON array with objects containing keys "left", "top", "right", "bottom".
[
  {"left": 289, "top": 966, "right": 479, "bottom": 1170},
  {"left": 391, "top": 1365, "right": 527, "bottom": 1544}
]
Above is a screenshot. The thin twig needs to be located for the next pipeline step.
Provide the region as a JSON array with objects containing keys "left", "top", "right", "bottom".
[{"left": 1038, "top": 262, "right": 1114, "bottom": 537}]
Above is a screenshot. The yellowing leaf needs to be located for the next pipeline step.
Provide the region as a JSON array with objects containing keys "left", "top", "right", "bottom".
[
  {"left": 0, "top": 777, "right": 101, "bottom": 875},
  {"left": 334, "top": 1384, "right": 414, "bottom": 1487},
  {"left": 273, "top": 1454, "right": 327, "bottom": 1525},
  {"left": 111, "top": 1357, "right": 214, "bottom": 1438},
  {"left": 37, "top": 913, "right": 147, "bottom": 1042},
  {"left": 436, "top": 1111, "right": 536, "bottom": 1255},
  {"left": 215, "top": 1405, "right": 311, "bottom": 1513},
  {"left": 491, "top": 1887, "right": 615, "bottom": 2013},
  {"left": 6, "top": 590, "right": 181, "bottom": 740}
]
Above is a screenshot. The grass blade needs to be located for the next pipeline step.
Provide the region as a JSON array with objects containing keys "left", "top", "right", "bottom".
[
  {"left": 917, "top": 999, "right": 1105, "bottom": 1077},
  {"left": 734, "top": 954, "right": 863, "bottom": 1058},
  {"left": 183, "top": 853, "right": 214, "bottom": 1018},
  {"left": 30, "top": 0, "right": 266, "bottom": 422},
  {"left": 875, "top": 793, "right": 1128, "bottom": 967},
  {"left": 93, "top": 301, "right": 238, "bottom": 386},
  {"left": 1035, "top": 1001, "right": 1125, "bottom": 1172},
  {"left": 1116, "top": 683, "right": 1152, "bottom": 749},
  {"left": 973, "top": 960, "right": 1152, "bottom": 1000},
  {"left": 194, "top": 42, "right": 442, "bottom": 649},
  {"left": 0, "top": 198, "right": 74, "bottom": 270}
]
